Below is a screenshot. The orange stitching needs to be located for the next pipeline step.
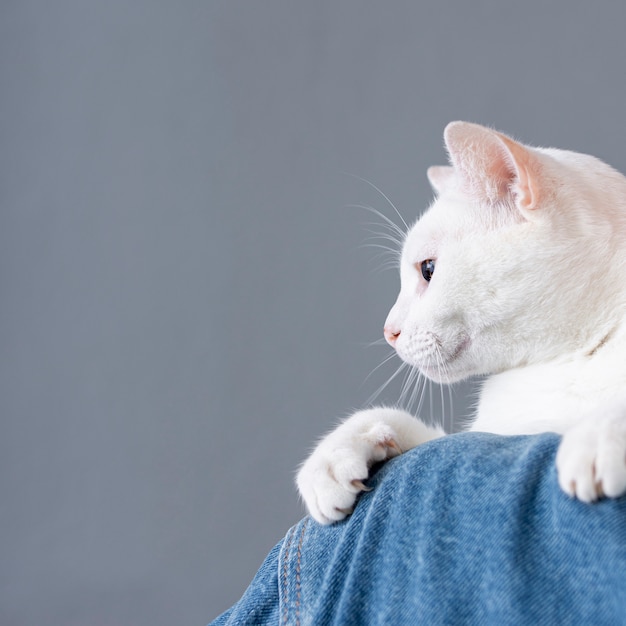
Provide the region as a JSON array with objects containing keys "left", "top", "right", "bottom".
[
  {"left": 282, "top": 526, "right": 295, "bottom": 625},
  {"left": 295, "top": 519, "right": 308, "bottom": 626}
]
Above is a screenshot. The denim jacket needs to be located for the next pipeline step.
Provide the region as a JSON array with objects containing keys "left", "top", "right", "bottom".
[{"left": 211, "top": 433, "right": 626, "bottom": 625}]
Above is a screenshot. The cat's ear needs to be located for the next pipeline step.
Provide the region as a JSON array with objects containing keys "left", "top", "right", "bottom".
[
  {"left": 444, "top": 121, "right": 540, "bottom": 211},
  {"left": 427, "top": 166, "right": 456, "bottom": 195}
]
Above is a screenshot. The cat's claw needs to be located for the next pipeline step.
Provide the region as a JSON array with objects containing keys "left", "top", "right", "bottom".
[
  {"left": 297, "top": 408, "right": 442, "bottom": 524},
  {"left": 556, "top": 412, "right": 626, "bottom": 503},
  {"left": 384, "top": 438, "right": 403, "bottom": 457},
  {"left": 297, "top": 420, "right": 401, "bottom": 525},
  {"left": 351, "top": 479, "right": 372, "bottom": 492}
]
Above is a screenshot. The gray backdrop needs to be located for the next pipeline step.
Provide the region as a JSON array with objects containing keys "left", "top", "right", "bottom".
[{"left": 3, "top": 1, "right": 626, "bottom": 624}]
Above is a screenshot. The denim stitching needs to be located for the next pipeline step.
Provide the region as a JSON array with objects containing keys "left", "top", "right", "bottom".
[
  {"left": 282, "top": 526, "right": 296, "bottom": 625},
  {"left": 295, "top": 519, "right": 308, "bottom": 626}
]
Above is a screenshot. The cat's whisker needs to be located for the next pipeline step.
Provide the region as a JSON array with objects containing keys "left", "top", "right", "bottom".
[
  {"left": 359, "top": 242, "right": 401, "bottom": 255},
  {"left": 366, "top": 252, "right": 401, "bottom": 268},
  {"left": 348, "top": 199, "right": 405, "bottom": 276},
  {"left": 399, "top": 364, "right": 419, "bottom": 408},
  {"left": 361, "top": 232, "right": 403, "bottom": 255},
  {"left": 435, "top": 348, "right": 447, "bottom": 429},
  {"left": 363, "top": 229, "right": 404, "bottom": 248},
  {"left": 431, "top": 352, "right": 442, "bottom": 415},
  {"left": 447, "top": 388, "right": 455, "bottom": 432},
  {"left": 428, "top": 377, "right": 434, "bottom": 422},
  {"left": 362, "top": 250, "right": 400, "bottom": 270},
  {"left": 363, "top": 351, "right": 400, "bottom": 384},
  {"left": 402, "top": 366, "right": 417, "bottom": 401},
  {"left": 363, "top": 234, "right": 403, "bottom": 251},
  {"left": 361, "top": 242, "right": 402, "bottom": 260},
  {"left": 345, "top": 203, "right": 406, "bottom": 239},
  {"left": 362, "top": 221, "right": 405, "bottom": 244},
  {"left": 361, "top": 233, "right": 403, "bottom": 252},
  {"left": 434, "top": 346, "right": 456, "bottom": 432},
  {"left": 399, "top": 367, "right": 412, "bottom": 407},
  {"left": 371, "top": 260, "right": 401, "bottom": 276},
  {"left": 361, "top": 337, "right": 389, "bottom": 348},
  {"left": 442, "top": 349, "right": 455, "bottom": 415},
  {"left": 401, "top": 364, "right": 422, "bottom": 416},
  {"left": 360, "top": 236, "right": 401, "bottom": 256},
  {"left": 366, "top": 360, "right": 408, "bottom": 406},
  {"left": 412, "top": 373, "right": 427, "bottom": 417},
  {"left": 442, "top": 348, "right": 454, "bottom": 427},
  {"left": 359, "top": 247, "right": 401, "bottom": 275},
  {"left": 409, "top": 369, "right": 425, "bottom": 415},
  {"left": 365, "top": 248, "right": 401, "bottom": 268},
  {"left": 344, "top": 183, "right": 409, "bottom": 233}
]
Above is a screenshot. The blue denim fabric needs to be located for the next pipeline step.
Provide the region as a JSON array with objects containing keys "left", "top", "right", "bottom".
[{"left": 210, "top": 433, "right": 626, "bottom": 625}]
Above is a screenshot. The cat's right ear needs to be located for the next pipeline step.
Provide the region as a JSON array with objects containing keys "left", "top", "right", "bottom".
[{"left": 427, "top": 166, "right": 455, "bottom": 195}]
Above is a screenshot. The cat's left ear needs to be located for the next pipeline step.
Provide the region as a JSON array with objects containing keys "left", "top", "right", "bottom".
[{"left": 444, "top": 121, "right": 541, "bottom": 211}]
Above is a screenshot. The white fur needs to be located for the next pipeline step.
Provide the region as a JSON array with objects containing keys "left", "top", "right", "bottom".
[{"left": 297, "top": 122, "right": 626, "bottom": 524}]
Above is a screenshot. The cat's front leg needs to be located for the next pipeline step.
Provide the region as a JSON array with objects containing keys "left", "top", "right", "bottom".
[
  {"left": 296, "top": 408, "right": 444, "bottom": 524},
  {"left": 556, "top": 397, "right": 626, "bottom": 502}
]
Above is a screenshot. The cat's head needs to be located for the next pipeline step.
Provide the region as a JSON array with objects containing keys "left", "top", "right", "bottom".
[{"left": 384, "top": 121, "right": 626, "bottom": 383}]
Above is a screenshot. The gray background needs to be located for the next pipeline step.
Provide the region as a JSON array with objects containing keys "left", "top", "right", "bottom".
[{"left": 2, "top": 1, "right": 626, "bottom": 624}]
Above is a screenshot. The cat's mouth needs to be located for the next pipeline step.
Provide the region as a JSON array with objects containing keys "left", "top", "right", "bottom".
[{"left": 398, "top": 333, "right": 471, "bottom": 383}]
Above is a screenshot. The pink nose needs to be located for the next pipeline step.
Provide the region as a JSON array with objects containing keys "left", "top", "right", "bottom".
[{"left": 384, "top": 326, "right": 401, "bottom": 346}]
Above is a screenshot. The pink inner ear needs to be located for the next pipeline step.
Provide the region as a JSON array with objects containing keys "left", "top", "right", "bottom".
[
  {"left": 495, "top": 133, "right": 539, "bottom": 210},
  {"left": 444, "top": 122, "right": 540, "bottom": 210}
]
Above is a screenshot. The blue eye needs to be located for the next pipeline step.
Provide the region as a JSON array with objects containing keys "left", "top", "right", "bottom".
[{"left": 421, "top": 259, "right": 435, "bottom": 282}]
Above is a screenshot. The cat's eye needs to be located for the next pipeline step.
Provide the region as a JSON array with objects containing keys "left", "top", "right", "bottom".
[{"left": 420, "top": 259, "right": 435, "bottom": 282}]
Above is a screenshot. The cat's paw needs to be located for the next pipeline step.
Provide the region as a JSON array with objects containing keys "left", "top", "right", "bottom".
[
  {"left": 556, "top": 413, "right": 626, "bottom": 502},
  {"left": 296, "top": 419, "right": 402, "bottom": 525}
]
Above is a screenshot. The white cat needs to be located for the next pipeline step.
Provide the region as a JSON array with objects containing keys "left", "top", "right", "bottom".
[{"left": 297, "top": 121, "right": 626, "bottom": 525}]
